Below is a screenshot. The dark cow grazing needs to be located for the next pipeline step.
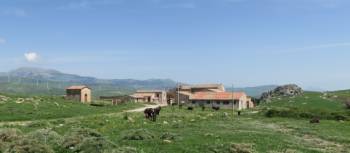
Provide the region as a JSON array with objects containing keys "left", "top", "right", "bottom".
[
  {"left": 310, "top": 117, "right": 320, "bottom": 124},
  {"left": 154, "top": 106, "right": 161, "bottom": 115},
  {"left": 187, "top": 106, "right": 194, "bottom": 110},
  {"left": 144, "top": 107, "right": 161, "bottom": 122},
  {"left": 237, "top": 111, "right": 241, "bottom": 116},
  {"left": 212, "top": 106, "right": 220, "bottom": 111}
]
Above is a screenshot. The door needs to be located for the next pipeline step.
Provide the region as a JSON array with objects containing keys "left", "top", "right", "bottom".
[{"left": 84, "top": 94, "right": 88, "bottom": 102}]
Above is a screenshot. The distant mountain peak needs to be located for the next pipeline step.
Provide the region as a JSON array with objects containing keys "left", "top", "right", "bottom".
[{"left": 9, "top": 67, "right": 63, "bottom": 78}]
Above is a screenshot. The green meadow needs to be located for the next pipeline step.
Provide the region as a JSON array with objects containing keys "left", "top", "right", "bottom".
[{"left": 0, "top": 91, "right": 349, "bottom": 153}]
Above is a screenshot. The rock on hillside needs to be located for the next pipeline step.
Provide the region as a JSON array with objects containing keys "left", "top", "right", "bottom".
[{"left": 260, "top": 84, "right": 303, "bottom": 102}]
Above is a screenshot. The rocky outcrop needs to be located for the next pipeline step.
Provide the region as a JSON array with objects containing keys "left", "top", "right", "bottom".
[{"left": 260, "top": 84, "right": 303, "bottom": 102}]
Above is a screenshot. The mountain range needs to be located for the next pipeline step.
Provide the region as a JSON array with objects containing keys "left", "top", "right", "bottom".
[{"left": 0, "top": 67, "right": 277, "bottom": 97}]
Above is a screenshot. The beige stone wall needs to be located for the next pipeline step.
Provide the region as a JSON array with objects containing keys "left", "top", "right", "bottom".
[{"left": 80, "top": 88, "right": 92, "bottom": 103}]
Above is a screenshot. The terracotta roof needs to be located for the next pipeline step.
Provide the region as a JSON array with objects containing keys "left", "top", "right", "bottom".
[
  {"left": 136, "top": 90, "right": 165, "bottom": 93},
  {"left": 66, "top": 85, "right": 89, "bottom": 90},
  {"left": 130, "top": 93, "right": 155, "bottom": 98},
  {"left": 190, "top": 92, "right": 246, "bottom": 100}
]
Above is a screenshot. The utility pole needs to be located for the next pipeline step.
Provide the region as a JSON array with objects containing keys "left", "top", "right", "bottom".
[
  {"left": 177, "top": 82, "right": 180, "bottom": 107},
  {"left": 232, "top": 84, "right": 234, "bottom": 117}
]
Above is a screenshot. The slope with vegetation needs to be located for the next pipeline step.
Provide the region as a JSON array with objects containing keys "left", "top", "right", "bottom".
[{"left": 0, "top": 92, "right": 349, "bottom": 152}]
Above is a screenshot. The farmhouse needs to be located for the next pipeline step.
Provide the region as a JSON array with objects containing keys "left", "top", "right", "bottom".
[
  {"left": 175, "top": 84, "right": 226, "bottom": 104},
  {"left": 100, "top": 95, "right": 132, "bottom": 105},
  {"left": 66, "top": 85, "right": 92, "bottom": 103},
  {"left": 189, "top": 92, "right": 252, "bottom": 110},
  {"left": 130, "top": 90, "right": 167, "bottom": 105},
  {"left": 179, "top": 84, "right": 225, "bottom": 93}
]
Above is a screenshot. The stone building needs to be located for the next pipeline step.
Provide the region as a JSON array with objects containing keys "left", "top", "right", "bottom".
[
  {"left": 175, "top": 84, "right": 226, "bottom": 104},
  {"left": 130, "top": 90, "right": 167, "bottom": 105},
  {"left": 66, "top": 85, "right": 92, "bottom": 103},
  {"left": 189, "top": 92, "right": 252, "bottom": 110}
]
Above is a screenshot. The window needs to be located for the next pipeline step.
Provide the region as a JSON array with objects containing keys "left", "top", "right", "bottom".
[
  {"left": 216, "top": 101, "right": 220, "bottom": 104},
  {"left": 192, "top": 101, "right": 196, "bottom": 104},
  {"left": 206, "top": 101, "right": 211, "bottom": 104},
  {"left": 223, "top": 101, "right": 230, "bottom": 105}
]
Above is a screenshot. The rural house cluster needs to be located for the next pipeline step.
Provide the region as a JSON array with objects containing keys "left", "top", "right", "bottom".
[{"left": 65, "top": 83, "right": 254, "bottom": 110}]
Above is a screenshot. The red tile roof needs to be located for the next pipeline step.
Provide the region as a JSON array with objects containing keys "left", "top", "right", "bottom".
[
  {"left": 66, "top": 85, "right": 90, "bottom": 90},
  {"left": 190, "top": 92, "right": 246, "bottom": 100}
]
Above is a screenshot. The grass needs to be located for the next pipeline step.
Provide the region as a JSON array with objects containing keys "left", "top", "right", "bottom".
[
  {"left": 0, "top": 92, "right": 350, "bottom": 152},
  {"left": 259, "top": 92, "right": 349, "bottom": 120},
  {"left": 0, "top": 94, "right": 143, "bottom": 122}
]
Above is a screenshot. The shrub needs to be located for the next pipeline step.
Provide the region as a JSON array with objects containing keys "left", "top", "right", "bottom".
[
  {"left": 160, "top": 132, "right": 178, "bottom": 140},
  {"left": 0, "top": 128, "right": 23, "bottom": 151},
  {"left": 265, "top": 107, "right": 349, "bottom": 121},
  {"left": 209, "top": 143, "right": 254, "bottom": 153},
  {"left": 121, "top": 129, "right": 155, "bottom": 140},
  {"left": 104, "top": 147, "right": 138, "bottom": 153},
  {"left": 26, "top": 121, "right": 50, "bottom": 128},
  {"left": 75, "top": 137, "right": 115, "bottom": 153},
  {"left": 0, "top": 128, "right": 22, "bottom": 143},
  {"left": 63, "top": 128, "right": 114, "bottom": 153},
  {"left": 4, "top": 138, "right": 54, "bottom": 153},
  {"left": 345, "top": 100, "right": 350, "bottom": 109},
  {"left": 26, "top": 129, "right": 63, "bottom": 147}
]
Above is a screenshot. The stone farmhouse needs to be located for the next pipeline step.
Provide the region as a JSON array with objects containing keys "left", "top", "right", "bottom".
[
  {"left": 175, "top": 84, "right": 254, "bottom": 110},
  {"left": 190, "top": 92, "right": 254, "bottom": 110},
  {"left": 130, "top": 90, "right": 167, "bottom": 105},
  {"left": 175, "top": 84, "right": 226, "bottom": 104},
  {"left": 66, "top": 85, "right": 92, "bottom": 103}
]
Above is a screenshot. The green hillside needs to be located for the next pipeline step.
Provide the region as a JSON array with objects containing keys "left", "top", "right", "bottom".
[
  {"left": 0, "top": 91, "right": 349, "bottom": 153},
  {"left": 260, "top": 91, "right": 350, "bottom": 120},
  {"left": 0, "top": 94, "right": 143, "bottom": 122},
  {"left": 0, "top": 67, "right": 177, "bottom": 97}
]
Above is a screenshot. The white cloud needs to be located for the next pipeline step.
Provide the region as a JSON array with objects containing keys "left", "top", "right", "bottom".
[
  {"left": 24, "top": 52, "right": 40, "bottom": 62},
  {"left": 0, "top": 38, "right": 6, "bottom": 44}
]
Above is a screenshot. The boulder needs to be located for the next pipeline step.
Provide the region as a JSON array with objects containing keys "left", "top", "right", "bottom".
[{"left": 260, "top": 84, "right": 303, "bottom": 102}]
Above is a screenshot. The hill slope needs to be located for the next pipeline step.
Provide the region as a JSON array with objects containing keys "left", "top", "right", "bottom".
[{"left": 0, "top": 67, "right": 177, "bottom": 97}]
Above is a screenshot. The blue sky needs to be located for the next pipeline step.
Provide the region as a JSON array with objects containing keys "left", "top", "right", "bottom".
[{"left": 0, "top": 0, "right": 350, "bottom": 90}]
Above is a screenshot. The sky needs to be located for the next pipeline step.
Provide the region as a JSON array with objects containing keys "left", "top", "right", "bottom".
[{"left": 0, "top": 0, "right": 350, "bottom": 90}]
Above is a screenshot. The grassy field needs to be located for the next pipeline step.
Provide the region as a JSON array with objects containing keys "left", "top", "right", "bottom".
[
  {"left": 0, "top": 92, "right": 350, "bottom": 153},
  {"left": 0, "top": 94, "right": 143, "bottom": 122}
]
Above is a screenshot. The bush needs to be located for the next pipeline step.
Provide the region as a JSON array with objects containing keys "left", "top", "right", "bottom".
[
  {"left": 26, "top": 129, "right": 63, "bottom": 147},
  {"left": 265, "top": 107, "right": 349, "bottom": 121},
  {"left": 121, "top": 129, "right": 155, "bottom": 140},
  {"left": 63, "top": 128, "right": 114, "bottom": 153},
  {"left": 0, "top": 128, "right": 22, "bottom": 143},
  {"left": 160, "top": 132, "right": 178, "bottom": 140},
  {"left": 75, "top": 137, "right": 115, "bottom": 153},
  {"left": 0, "top": 128, "right": 23, "bottom": 151},
  {"left": 209, "top": 143, "right": 254, "bottom": 153},
  {"left": 345, "top": 100, "right": 350, "bottom": 109},
  {"left": 4, "top": 138, "right": 54, "bottom": 153},
  {"left": 104, "top": 147, "right": 139, "bottom": 153},
  {"left": 26, "top": 121, "right": 50, "bottom": 128}
]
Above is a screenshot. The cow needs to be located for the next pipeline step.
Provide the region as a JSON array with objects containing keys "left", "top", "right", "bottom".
[
  {"left": 310, "top": 117, "right": 320, "bottom": 124},
  {"left": 187, "top": 106, "right": 194, "bottom": 110},
  {"left": 212, "top": 106, "right": 220, "bottom": 111},
  {"left": 154, "top": 106, "right": 161, "bottom": 115},
  {"left": 144, "top": 107, "right": 162, "bottom": 122}
]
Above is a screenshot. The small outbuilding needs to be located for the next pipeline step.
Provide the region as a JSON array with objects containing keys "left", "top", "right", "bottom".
[
  {"left": 66, "top": 85, "right": 92, "bottom": 103},
  {"left": 130, "top": 90, "right": 167, "bottom": 105}
]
